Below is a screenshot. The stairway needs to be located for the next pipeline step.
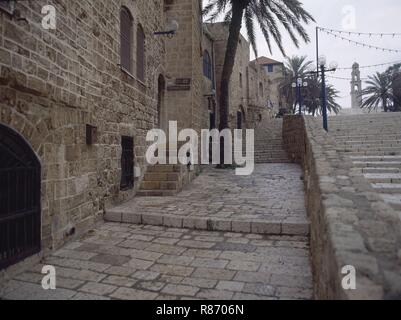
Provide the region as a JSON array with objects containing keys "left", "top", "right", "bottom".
[
  {"left": 137, "top": 164, "right": 196, "bottom": 197},
  {"left": 329, "top": 113, "right": 401, "bottom": 213},
  {"left": 254, "top": 118, "right": 291, "bottom": 163}
]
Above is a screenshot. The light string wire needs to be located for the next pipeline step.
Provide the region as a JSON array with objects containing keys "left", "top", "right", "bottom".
[
  {"left": 318, "top": 27, "right": 401, "bottom": 37},
  {"left": 326, "top": 75, "right": 368, "bottom": 81},
  {"left": 318, "top": 29, "right": 401, "bottom": 53},
  {"left": 336, "top": 60, "right": 401, "bottom": 70}
]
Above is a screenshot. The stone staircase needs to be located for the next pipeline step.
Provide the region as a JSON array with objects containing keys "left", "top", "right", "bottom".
[
  {"left": 254, "top": 118, "right": 291, "bottom": 163},
  {"left": 138, "top": 163, "right": 197, "bottom": 197},
  {"left": 329, "top": 113, "right": 401, "bottom": 213}
]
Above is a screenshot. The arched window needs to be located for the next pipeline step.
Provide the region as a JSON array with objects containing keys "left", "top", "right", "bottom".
[
  {"left": 203, "top": 50, "right": 212, "bottom": 80},
  {"left": 259, "top": 82, "right": 264, "bottom": 97},
  {"left": 137, "top": 24, "right": 145, "bottom": 82},
  {"left": 120, "top": 7, "right": 133, "bottom": 72}
]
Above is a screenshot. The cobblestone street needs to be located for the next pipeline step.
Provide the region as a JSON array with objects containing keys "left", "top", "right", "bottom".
[
  {"left": 0, "top": 223, "right": 312, "bottom": 300},
  {"left": 0, "top": 164, "right": 312, "bottom": 300},
  {"left": 107, "top": 164, "right": 309, "bottom": 236}
]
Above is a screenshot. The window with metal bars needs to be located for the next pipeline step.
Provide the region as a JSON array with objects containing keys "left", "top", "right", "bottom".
[
  {"left": 120, "top": 136, "right": 134, "bottom": 190},
  {"left": 120, "top": 7, "right": 133, "bottom": 73},
  {"left": 136, "top": 24, "right": 145, "bottom": 82}
]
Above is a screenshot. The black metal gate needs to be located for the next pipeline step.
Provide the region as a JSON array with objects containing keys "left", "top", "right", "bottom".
[{"left": 0, "top": 124, "right": 41, "bottom": 270}]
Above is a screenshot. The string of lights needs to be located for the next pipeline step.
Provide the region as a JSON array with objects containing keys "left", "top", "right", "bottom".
[
  {"left": 320, "top": 30, "right": 401, "bottom": 53},
  {"left": 317, "top": 27, "right": 401, "bottom": 37},
  {"left": 326, "top": 75, "right": 368, "bottom": 81},
  {"left": 336, "top": 60, "right": 401, "bottom": 70}
]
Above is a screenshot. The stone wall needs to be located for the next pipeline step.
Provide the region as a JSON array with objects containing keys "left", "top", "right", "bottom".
[
  {"left": 163, "top": 0, "right": 207, "bottom": 134},
  {"left": 0, "top": 0, "right": 165, "bottom": 254},
  {"left": 247, "top": 62, "right": 272, "bottom": 125},
  {"left": 283, "top": 115, "right": 401, "bottom": 299},
  {"left": 205, "top": 22, "right": 271, "bottom": 129}
]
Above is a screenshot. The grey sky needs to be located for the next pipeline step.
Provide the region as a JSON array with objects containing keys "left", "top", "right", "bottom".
[{"left": 246, "top": 0, "right": 401, "bottom": 108}]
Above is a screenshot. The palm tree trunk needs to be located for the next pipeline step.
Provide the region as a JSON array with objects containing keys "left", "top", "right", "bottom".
[
  {"left": 218, "top": 1, "right": 245, "bottom": 165},
  {"left": 383, "top": 98, "right": 388, "bottom": 112}
]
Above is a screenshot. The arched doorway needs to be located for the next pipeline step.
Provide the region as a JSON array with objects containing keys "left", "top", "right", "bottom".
[
  {"left": 237, "top": 106, "right": 246, "bottom": 129},
  {"left": 157, "top": 74, "right": 166, "bottom": 131},
  {"left": 0, "top": 123, "right": 41, "bottom": 270}
]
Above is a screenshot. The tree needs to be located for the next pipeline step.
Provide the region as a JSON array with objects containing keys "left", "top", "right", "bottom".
[
  {"left": 278, "top": 56, "right": 341, "bottom": 115},
  {"left": 360, "top": 72, "right": 394, "bottom": 112},
  {"left": 386, "top": 63, "right": 401, "bottom": 111},
  {"left": 279, "top": 55, "right": 314, "bottom": 113},
  {"left": 203, "top": 0, "right": 315, "bottom": 163},
  {"left": 303, "top": 75, "right": 341, "bottom": 115}
]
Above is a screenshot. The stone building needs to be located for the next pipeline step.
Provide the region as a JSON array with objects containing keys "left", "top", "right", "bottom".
[
  {"left": 205, "top": 22, "right": 271, "bottom": 129},
  {"left": 253, "top": 56, "right": 285, "bottom": 115},
  {"left": 0, "top": 0, "right": 210, "bottom": 271},
  {"left": 0, "top": 0, "right": 278, "bottom": 273}
]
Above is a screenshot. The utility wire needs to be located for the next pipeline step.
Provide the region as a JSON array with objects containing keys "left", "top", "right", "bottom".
[
  {"left": 336, "top": 60, "right": 401, "bottom": 70},
  {"left": 319, "top": 29, "right": 401, "bottom": 53},
  {"left": 318, "top": 27, "right": 401, "bottom": 37}
]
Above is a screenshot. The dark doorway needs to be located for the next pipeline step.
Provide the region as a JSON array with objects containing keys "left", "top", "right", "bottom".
[
  {"left": 237, "top": 111, "right": 242, "bottom": 129},
  {"left": 157, "top": 74, "right": 166, "bottom": 130},
  {"left": 120, "top": 136, "right": 134, "bottom": 190},
  {"left": 237, "top": 106, "right": 245, "bottom": 130},
  {"left": 0, "top": 124, "right": 41, "bottom": 270}
]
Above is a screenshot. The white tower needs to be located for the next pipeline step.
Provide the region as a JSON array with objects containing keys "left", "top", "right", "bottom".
[{"left": 351, "top": 62, "right": 362, "bottom": 109}]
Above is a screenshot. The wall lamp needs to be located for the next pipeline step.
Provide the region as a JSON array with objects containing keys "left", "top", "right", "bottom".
[{"left": 154, "top": 20, "right": 179, "bottom": 38}]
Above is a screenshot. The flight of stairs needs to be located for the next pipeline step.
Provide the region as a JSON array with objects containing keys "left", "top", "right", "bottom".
[
  {"left": 329, "top": 113, "right": 401, "bottom": 213},
  {"left": 254, "top": 118, "right": 291, "bottom": 163}
]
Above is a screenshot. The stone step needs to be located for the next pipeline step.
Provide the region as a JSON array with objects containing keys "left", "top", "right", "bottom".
[
  {"left": 144, "top": 172, "right": 181, "bottom": 182},
  {"left": 140, "top": 181, "right": 179, "bottom": 190},
  {"left": 255, "top": 159, "right": 293, "bottom": 163},
  {"left": 350, "top": 156, "right": 401, "bottom": 162},
  {"left": 338, "top": 146, "right": 401, "bottom": 153},
  {"left": 136, "top": 190, "right": 177, "bottom": 197},
  {"left": 364, "top": 173, "right": 401, "bottom": 183},
  {"left": 334, "top": 135, "right": 401, "bottom": 141},
  {"left": 104, "top": 211, "right": 310, "bottom": 236},
  {"left": 379, "top": 194, "right": 401, "bottom": 210},
  {"left": 360, "top": 167, "right": 401, "bottom": 174},
  {"left": 345, "top": 151, "right": 401, "bottom": 156},
  {"left": 353, "top": 161, "right": 401, "bottom": 168},
  {"left": 146, "top": 164, "right": 183, "bottom": 173},
  {"left": 339, "top": 139, "right": 401, "bottom": 145},
  {"left": 371, "top": 183, "right": 401, "bottom": 194}
]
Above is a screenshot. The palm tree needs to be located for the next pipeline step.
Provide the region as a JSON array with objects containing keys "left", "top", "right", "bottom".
[
  {"left": 203, "top": 0, "right": 315, "bottom": 163},
  {"left": 303, "top": 75, "right": 341, "bottom": 115},
  {"left": 279, "top": 55, "right": 314, "bottom": 113},
  {"left": 360, "top": 72, "right": 393, "bottom": 112},
  {"left": 386, "top": 63, "right": 401, "bottom": 111}
]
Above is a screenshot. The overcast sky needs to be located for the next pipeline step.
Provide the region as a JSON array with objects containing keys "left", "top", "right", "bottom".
[{"left": 243, "top": 0, "right": 401, "bottom": 108}]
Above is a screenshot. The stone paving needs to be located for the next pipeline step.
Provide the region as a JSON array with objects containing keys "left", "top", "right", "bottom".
[
  {"left": 0, "top": 223, "right": 312, "bottom": 300},
  {"left": 106, "top": 164, "right": 309, "bottom": 236}
]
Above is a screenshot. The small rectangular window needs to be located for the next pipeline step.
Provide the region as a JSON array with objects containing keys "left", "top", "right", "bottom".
[
  {"left": 120, "top": 136, "right": 134, "bottom": 190},
  {"left": 267, "top": 65, "right": 274, "bottom": 73}
]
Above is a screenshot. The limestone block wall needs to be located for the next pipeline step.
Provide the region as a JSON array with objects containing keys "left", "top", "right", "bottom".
[
  {"left": 283, "top": 115, "right": 401, "bottom": 299},
  {"left": 265, "top": 63, "right": 284, "bottom": 113},
  {"left": 0, "top": 0, "right": 165, "bottom": 252},
  {"left": 206, "top": 23, "right": 249, "bottom": 128},
  {"left": 164, "top": 0, "right": 206, "bottom": 134},
  {"left": 247, "top": 62, "right": 272, "bottom": 126}
]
